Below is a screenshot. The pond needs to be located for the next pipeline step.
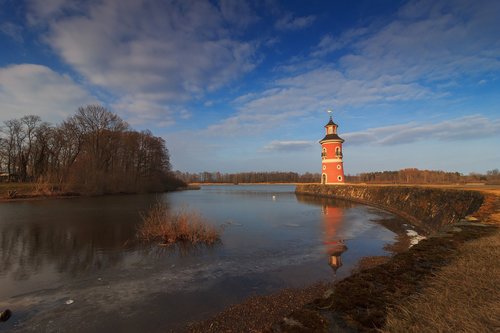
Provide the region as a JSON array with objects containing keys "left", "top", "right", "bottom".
[{"left": 0, "top": 185, "right": 411, "bottom": 332}]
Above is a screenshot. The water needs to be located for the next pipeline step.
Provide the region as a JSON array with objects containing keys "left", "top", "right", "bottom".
[{"left": 0, "top": 185, "right": 408, "bottom": 332}]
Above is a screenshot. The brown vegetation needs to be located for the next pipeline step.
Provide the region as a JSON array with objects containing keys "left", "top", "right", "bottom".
[
  {"left": 0, "top": 182, "right": 70, "bottom": 200},
  {"left": 186, "top": 283, "right": 333, "bottom": 333},
  {"left": 346, "top": 167, "right": 500, "bottom": 185},
  {"left": 383, "top": 228, "right": 500, "bottom": 333},
  {"left": 137, "top": 202, "right": 220, "bottom": 245},
  {"left": 0, "top": 105, "right": 185, "bottom": 195}
]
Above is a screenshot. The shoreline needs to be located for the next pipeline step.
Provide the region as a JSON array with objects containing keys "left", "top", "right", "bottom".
[
  {"left": 0, "top": 185, "right": 188, "bottom": 204},
  {"left": 186, "top": 185, "right": 500, "bottom": 332}
]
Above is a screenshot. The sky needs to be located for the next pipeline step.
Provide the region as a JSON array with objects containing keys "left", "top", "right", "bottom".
[{"left": 0, "top": 0, "right": 499, "bottom": 175}]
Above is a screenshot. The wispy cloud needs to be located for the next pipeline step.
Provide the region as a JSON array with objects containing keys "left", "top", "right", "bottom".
[
  {"left": 310, "top": 28, "right": 369, "bottom": 58},
  {"left": 26, "top": 0, "right": 73, "bottom": 24},
  {"left": 204, "top": 66, "right": 432, "bottom": 136},
  {"left": 208, "top": 0, "right": 499, "bottom": 138},
  {"left": 336, "top": 0, "right": 500, "bottom": 82},
  {"left": 343, "top": 116, "right": 500, "bottom": 146},
  {"left": 275, "top": 14, "right": 315, "bottom": 31},
  {"left": 30, "top": 0, "right": 259, "bottom": 125},
  {"left": 0, "top": 22, "right": 23, "bottom": 42},
  {"left": 262, "top": 140, "right": 314, "bottom": 152},
  {"left": 0, "top": 64, "right": 95, "bottom": 122}
]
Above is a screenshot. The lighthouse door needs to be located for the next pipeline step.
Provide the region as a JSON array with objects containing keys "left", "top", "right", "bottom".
[{"left": 322, "top": 174, "right": 327, "bottom": 184}]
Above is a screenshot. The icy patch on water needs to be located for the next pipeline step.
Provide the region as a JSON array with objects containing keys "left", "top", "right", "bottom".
[
  {"left": 1, "top": 244, "right": 326, "bottom": 332},
  {"left": 406, "top": 229, "right": 426, "bottom": 247}
]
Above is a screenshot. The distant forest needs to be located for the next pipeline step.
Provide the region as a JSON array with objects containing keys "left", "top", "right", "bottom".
[
  {"left": 175, "top": 168, "right": 500, "bottom": 185},
  {"left": 348, "top": 168, "right": 500, "bottom": 184},
  {"left": 0, "top": 105, "right": 184, "bottom": 194},
  {"left": 174, "top": 171, "right": 321, "bottom": 184}
]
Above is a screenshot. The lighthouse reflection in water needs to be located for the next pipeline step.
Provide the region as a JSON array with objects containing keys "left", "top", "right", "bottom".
[{"left": 322, "top": 204, "right": 347, "bottom": 274}]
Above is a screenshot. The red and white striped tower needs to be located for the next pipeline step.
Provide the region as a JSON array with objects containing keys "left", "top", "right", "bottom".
[{"left": 320, "top": 110, "right": 345, "bottom": 184}]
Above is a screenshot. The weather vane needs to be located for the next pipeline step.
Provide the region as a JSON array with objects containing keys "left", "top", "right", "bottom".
[{"left": 327, "top": 109, "right": 333, "bottom": 118}]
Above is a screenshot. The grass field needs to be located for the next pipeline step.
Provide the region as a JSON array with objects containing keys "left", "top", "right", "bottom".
[{"left": 383, "top": 228, "right": 500, "bottom": 333}]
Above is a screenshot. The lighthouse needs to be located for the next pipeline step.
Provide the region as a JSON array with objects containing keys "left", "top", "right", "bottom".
[{"left": 320, "top": 111, "right": 345, "bottom": 184}]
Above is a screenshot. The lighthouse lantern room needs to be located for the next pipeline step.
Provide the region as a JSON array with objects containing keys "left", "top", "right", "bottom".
[{"left": 320, "top": 111, "right": 345, "bottom": 184}]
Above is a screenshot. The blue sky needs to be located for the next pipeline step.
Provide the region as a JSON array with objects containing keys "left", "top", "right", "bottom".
[{"left": 0, "top": 0, "right": 499, "bottom": 174}]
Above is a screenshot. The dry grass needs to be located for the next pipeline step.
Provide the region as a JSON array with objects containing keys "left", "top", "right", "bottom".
[
  {"left": 0, "top": 182, "right": 77, "bottom": 200},
  {"left": 382, "top": 228, "right": 500, "bottom": 333},
  {"left": 0, "top": 182, "right": 36, "bottom": 198},
  {"left": 137, "top": 202, "right": 221, "bottom": 245}
]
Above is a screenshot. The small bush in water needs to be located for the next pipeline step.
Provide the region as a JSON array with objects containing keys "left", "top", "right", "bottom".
[{"left": 138, "top": 202, "right": 220, "bottom": 245}]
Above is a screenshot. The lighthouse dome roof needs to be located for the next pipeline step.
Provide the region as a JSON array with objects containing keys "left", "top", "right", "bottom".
[{"left": 320, "top": 133, "right": 344, "bottom": 143}]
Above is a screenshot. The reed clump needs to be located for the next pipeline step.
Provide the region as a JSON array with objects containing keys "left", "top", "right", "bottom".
[{"left": 138, "top": 202, "right": 221, "bottom": 245}]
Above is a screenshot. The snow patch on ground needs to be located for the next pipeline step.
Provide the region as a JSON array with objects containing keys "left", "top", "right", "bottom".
[{"left": 406, "top": 229, "right": 426, "bottom": 247}]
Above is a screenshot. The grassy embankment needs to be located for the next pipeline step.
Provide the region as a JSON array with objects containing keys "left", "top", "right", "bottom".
[
  {"left": 383, "top": 227, "right": 499, "bottom": 332},
  {"left": 380, "top": 190, "right": 500, "bottom": 333}
]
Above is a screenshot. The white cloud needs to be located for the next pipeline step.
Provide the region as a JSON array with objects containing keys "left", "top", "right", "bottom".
[
  {"left": 0, "top": 64, "right": 95, "bottom": 122},
  {"left": 262, "top": 140, "right": 314, "bottom": 152},
  {"left": 205, "top": 66, "right": 432, "bottom": 136},
  {"left": 343, "top": 115, "right": 500, "bottom": 146},
  {"left": 337, "top": 0, "right": 500, "bottom": 82},
  {"left": 275, "top": 14, "right": 315, "bottom": 31},
  {"left": 32, "top": 0, "right": 259, "bottom": 124},
  {"left": 208, "top": 0, "right": 499, "bottom": 138}
]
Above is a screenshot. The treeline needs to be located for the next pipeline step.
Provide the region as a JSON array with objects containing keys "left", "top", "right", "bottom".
[
  {"left": 175, "top": 168, "right": 500, "bottom": 185},
  {"left": 174, "top": 171, "right": 321, "bottom": 184},
  {"left": 346, "top": 168, "right": 500, "bottom": 185},
  {"left": 0, "top": 105, "right": 184, "bottom": 194}
]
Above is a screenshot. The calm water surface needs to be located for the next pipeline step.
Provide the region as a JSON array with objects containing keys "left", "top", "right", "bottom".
[{"left": 0, "top": 185, "right": 409, "bottom": 332}]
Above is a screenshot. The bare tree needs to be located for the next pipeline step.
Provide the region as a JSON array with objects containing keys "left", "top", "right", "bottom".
[{"left": 0, "top": 105, "right": 182, "bottom": 193}]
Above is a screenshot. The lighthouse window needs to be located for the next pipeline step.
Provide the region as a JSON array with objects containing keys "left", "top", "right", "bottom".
[
  {"left": 323, "top": 165, "right": 326, "bottom": 170},
  {"left": 321, "top": 148, "right": 327, "bottom": 159},
  {"left": 328, "top": 127, "right": 333, "bottom": 134},
  {"left": 338, "top": 176, "right": 343, "bottom": 181},
  {"left": 337, "top": 165, "right": 341, "bottom": 170}
]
